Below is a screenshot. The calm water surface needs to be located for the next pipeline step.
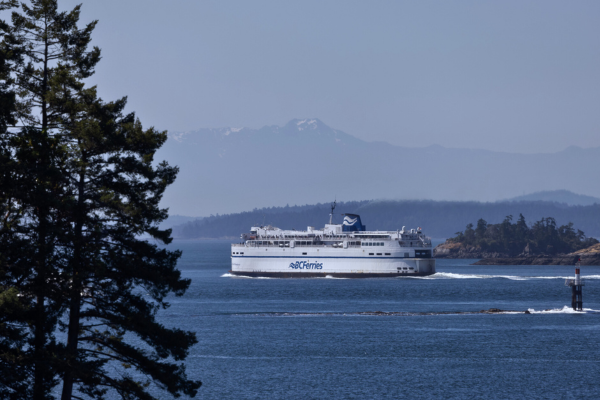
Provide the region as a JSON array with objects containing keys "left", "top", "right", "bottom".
[{"left": 156, "top": 240, "right": 600, "bottom": 399}]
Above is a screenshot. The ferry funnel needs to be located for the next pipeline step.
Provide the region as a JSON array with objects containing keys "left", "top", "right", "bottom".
[{"left": 342, "top": 214, "right": 366, "bottom": 232}]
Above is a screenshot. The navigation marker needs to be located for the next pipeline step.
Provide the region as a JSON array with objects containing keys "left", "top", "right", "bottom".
[{"left": 565, "top": 258, "right": 584, "bottom": 311}]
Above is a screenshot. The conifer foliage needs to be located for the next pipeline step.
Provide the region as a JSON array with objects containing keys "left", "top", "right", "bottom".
[
  {"left": 0, "top": 1, "right": 200, "bottom": 398},
  {"left": 449, "top": 214, "right": 599, "bottom": 256}
]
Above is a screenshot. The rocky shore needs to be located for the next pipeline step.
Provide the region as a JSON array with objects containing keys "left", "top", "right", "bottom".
[{"left": 434, "top": 242, "right": 600, "bottom": 266}]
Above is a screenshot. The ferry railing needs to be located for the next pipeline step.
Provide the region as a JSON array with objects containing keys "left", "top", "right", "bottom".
[
  {"left": 235, "top": 240, "right": 429, "bottom": 249},
  {"left": 237, "top": 242, "right": 363, "bottom": 249}
]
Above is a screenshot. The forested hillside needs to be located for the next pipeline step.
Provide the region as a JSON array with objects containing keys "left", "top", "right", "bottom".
[
  {"left": 448, "top": 215, "right": 598, "bottom": 256},
  {"left": 172, "top": 200, "right": 600, "bottom": 239}
]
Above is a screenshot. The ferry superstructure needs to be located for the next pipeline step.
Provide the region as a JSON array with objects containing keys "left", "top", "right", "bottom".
[{"left": 230, "top": 205, "right": 435, "bottom": 278}]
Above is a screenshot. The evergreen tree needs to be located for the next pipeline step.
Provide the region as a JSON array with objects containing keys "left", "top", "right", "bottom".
[
  {"left": 463, "top": 223, "right": 475, "bottom": 244},
  {"left": 56, "top": 90, "right": 200, "bottom": 399},
  {"left": 515, "top": 213, "right": 528, "bottom": 244},
  {"left": 0, "top": 1, "right": 200, "bottom": 398},
  {"left": 0, "top": 3, "right": 36, "bottom": 396},
  {"left": 475, "top": 218, "right": 487, "bottom": 241}
]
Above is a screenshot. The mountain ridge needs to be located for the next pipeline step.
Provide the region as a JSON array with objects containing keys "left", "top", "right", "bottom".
[
  {"left": 156, "top": 118, "right": 600, "bottom": 216},
  {"left": 502, "top": 190, "right": 600, "bottom": 206}
]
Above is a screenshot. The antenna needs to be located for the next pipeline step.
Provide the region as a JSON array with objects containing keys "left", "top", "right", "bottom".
[{"left": 329, "top": 199, "right": 336, "bottom": 224}]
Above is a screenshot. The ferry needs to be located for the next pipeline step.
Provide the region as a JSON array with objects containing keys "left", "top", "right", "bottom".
[{"left": 229, "top": 202, "right": 436, "bottom": 278}]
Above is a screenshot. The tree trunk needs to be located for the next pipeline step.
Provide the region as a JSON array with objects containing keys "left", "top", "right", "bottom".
[
  {"left": 33, "top": 23, "right": 50, "bottom": 400},
  {"left": 61, "top": 167, "right": 85, "bottom": 400},
  {"left": 33, "top": 210, "right": 48, "bottom": 400}
]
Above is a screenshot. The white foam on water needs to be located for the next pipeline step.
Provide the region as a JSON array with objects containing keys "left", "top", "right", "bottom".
[
  {"left": 223, "top": 272, "right": 600, "bottom": 281},
  {"left": 414, "top": 272, "right": 600, "bottom": 281},
  {"left": 220, "top": 273, "right": 274, "bottom": 279},
  {"left": 580, "top": 275, "right": 600, "bottom": 279},
  {"left": 419, "top": 272, "right": 529, "bottom": 280},
  {"left": 526, "top": 306, "right": 600, "bottom": 314}
]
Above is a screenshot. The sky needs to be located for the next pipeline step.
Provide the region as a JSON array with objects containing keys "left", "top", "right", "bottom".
[{"left": 56, "top": 0, "right": 600, "bottom": 154}]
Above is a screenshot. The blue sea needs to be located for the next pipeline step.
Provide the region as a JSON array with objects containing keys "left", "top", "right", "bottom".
[{"left": 158, "top": 240, "right": 600, "bottom": 399}]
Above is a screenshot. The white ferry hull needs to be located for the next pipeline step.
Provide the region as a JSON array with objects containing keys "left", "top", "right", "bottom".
[
  {"left": 230, "top": 250, "right": 435, "bottom": 278},
  {"left": 230, "top": 210, "right": 436, "bottom": 278}
]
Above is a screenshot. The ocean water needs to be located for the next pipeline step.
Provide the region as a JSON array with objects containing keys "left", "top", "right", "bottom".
[{"left": 158, "top": 240, "right": 600, "bottom": 399}]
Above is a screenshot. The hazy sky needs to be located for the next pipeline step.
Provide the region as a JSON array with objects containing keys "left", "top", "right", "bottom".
[{"left": 60, "top": 0, "right": 600, "bottom": 154}]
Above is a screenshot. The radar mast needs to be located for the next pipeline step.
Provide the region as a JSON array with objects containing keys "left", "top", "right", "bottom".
[{"left": 329, "top": 200, "right": 336, "bottom": 224}]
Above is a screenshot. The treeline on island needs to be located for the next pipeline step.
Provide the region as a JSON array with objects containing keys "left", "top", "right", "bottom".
[
  {"left": 173, "top": 200, "right": 600, "bottom": 239},
  {"left": 447, "top": 215, "right": 599, "bottom": 256}
]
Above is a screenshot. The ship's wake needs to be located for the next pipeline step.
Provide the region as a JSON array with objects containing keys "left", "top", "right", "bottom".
[
  {"left": 409, "top": 272, "right": 600, "bottom": 281},
  {"left": 239, "top": 307, "right": 600, "bottom": 317},
  {"left": 221, "top": 273, "right": 350, "bottom": 279},
  {"left": 526, "top": 306, "right": 600, "bottom": 314},
  {"left": 220, "top": 273, "right": 275, "bottom": 279}
]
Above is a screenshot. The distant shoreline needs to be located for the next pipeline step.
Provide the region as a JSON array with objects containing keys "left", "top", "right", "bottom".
[
  {"left": 472, "top": 255, "right": 600, "bottom": 266},
  {"left": 435, "top": 242, "right": 600, "bottom": 266}
]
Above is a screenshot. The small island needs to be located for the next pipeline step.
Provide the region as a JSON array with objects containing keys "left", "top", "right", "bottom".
[{"left": 434, "top": 215, "right": 600, "bottom": 265}]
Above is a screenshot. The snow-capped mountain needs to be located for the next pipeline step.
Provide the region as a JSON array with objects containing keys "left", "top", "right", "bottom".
[{"left": 156, "top": 119, "right": 600, "bottom": 216}]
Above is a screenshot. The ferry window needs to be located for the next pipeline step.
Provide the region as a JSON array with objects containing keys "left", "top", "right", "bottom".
[
  {"left": 369, "top": 253, "right": 374, "bottom": 256},
  {"left": 385, "top": 253, "right": 391, "bottom": 256},
  {"left": 240, "top": 252, "right": 244, "bottom": 255},
  {"left": 376, "top": 253, "right": 382, "bottom": 256},
  {"left": 302, "top": 252, "right": 307, "bottom": 255},
  {"left": 404, "top": 252, "right": 409, "bottom": 258}
]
